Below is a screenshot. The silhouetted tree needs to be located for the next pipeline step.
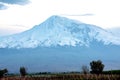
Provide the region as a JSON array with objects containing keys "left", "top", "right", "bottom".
[
  {"left": 0, "top": 68, "right": 8, "bottom": 78},
  {"left": 90, "top": 60, "right": 104, "bottom": 74},
  {"left": 20, "top": 67, "right": 27, "bottom": 77}
]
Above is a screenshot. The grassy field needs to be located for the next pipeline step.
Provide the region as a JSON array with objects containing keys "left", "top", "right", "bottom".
[{"left": 1, "top": 74, "right": 120, "bottom": 80}]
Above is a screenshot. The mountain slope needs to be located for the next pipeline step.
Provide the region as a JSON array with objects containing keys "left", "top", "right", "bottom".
[
  {"left": 0, "top": 15, "right": 120, "bottom": 72},
  {"left": 0, "top": 15, "right": 120, "bottom": 48}
]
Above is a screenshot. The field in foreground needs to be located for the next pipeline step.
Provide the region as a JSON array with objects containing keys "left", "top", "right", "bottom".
[{"left": 1, "top": 74, "right": 120, "bottom": 80}]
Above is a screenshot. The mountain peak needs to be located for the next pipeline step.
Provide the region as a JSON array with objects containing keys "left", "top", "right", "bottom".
[
  {"left": 46, "top": 15, "right": 64, "bottom": 22},
  {"left": 0, "top": 15, "right": 120, "bottom": 48},
  {"left": 44, "top": 15, "right": 80, "bottom": 25},
  {"left": 48, "top": 15, "right": 62, "bottom": 19},
  {"left": 45, "top": 15, "right": 71, "bottom": 24}
]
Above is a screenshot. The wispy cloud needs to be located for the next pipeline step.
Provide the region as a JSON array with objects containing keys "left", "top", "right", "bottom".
[
  {"left": 0, "top": 0, "right": 30, "bottom": 5},
  {"left": 0, "top": 3, "right": 7, "bottom": 10},
  {"left": 0, "top": 0, "right": 30, "bottom": 10},
  {"left": 61, "top": 13, "right": 95, "bottom": 16}
]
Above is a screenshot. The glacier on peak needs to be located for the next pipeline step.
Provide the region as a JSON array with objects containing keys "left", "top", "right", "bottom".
[{"left": 0, "top": 15, "right": 120, "bottom": 48}]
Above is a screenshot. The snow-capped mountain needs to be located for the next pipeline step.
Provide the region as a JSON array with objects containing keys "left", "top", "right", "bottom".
[
  {"left": 0, "top": 15, "right": 120, "bottom": 72},
  {"left": 0, "top": 15, "right": 120, "bottom": 48}
]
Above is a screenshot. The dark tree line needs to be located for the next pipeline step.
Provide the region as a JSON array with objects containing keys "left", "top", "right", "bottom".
[
  {"left": 0, "top": 60, "right": 105, "bottom": 78},
  {"left": 0, "top": 67, "right": 27, "bottom": 78}
]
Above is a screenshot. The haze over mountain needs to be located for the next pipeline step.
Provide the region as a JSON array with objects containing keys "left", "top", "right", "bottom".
[
  {"left": 0, "top": 15, "right": 120, "bottom": 73},
  {"left": 108, "top": 27, "right": 120, "bottom": 37}
]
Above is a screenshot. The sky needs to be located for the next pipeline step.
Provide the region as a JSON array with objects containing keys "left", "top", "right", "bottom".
[{"left": 0, "top": 0, "right": 120, "bottom": 36}]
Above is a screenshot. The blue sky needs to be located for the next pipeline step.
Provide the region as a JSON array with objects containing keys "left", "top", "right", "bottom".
[
  {"left": 0, "top": 0, "right": 30, "bottom": 5},
  {"left": 0, "top": 0, "right": 120, "bottom": 36}
]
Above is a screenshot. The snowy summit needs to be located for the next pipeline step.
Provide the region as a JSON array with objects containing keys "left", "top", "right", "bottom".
[{"left": 0, "top": 15, "right": 120, "bottom": 48}]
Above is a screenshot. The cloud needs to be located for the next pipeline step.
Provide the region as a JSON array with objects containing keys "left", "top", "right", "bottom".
[
  {"left": 0, "top": 0, "right": 30, "bottom": 10},
  {"left": 0, "top": 3, "right": 7, "bottom": 10},
  {"left": 0, "top": 0, "right": 30, "bottom": 5},
  {"left": 61, "top": 13, "right": 95, "bottom": 17}
]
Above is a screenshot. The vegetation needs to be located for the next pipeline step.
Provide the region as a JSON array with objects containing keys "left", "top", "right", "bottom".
[
  {"left": 0, "top": 68, "right": 8, "bottom": 78},
  {"left": 0, "top": 60, "right": 120, "bottom": 80},
  {"left": 81, "top": 65, "right": 89, "bottom": 74},
  {"left": 1, "top": 74, "right": 120, "bottom": 80},
  {"left": 102, "top": 70, "right": 120, "bottom": 74},
  {"left": 90, "top": 60, "right": 104, "bottom": 74},
  {"left": 19, "top": 67, "right": 27, "bottom": 77}
]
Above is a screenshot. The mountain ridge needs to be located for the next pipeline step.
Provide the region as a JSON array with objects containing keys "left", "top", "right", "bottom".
[{"left": 0, "top": 15, "right": 120, "bottom": 48}]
